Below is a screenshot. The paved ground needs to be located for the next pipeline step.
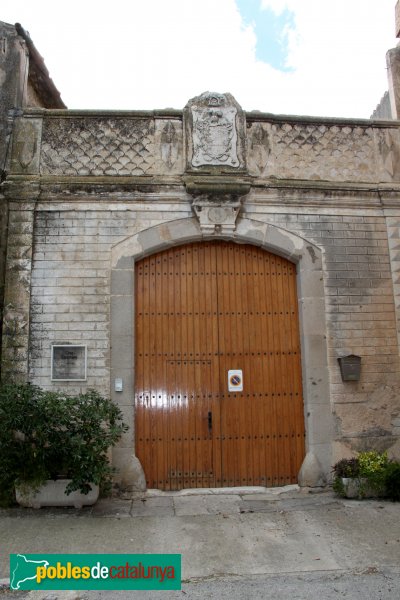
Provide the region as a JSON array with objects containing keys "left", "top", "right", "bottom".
[{"left": 1, "top": 486, "right": 399, "bottom": 599}]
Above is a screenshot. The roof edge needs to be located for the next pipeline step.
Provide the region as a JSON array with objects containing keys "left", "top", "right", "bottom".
[{"left": 15, "top": 22, "right": 66, "bottom": 109}]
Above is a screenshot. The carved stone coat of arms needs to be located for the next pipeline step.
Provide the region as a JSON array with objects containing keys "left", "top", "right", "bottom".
[{"left": 191, "top": 93, "right": 239, "bottom": 168}]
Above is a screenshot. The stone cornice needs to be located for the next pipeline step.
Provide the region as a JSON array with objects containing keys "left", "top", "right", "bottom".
[
  {"left": 3, "top": 175, "right": 400, "bottom": 209},
  {"left": 18, "top": 108, "right": 183, "bottom": 119},
  {"left": 19, "top": 107, "right": 400, "bottom": 129}
]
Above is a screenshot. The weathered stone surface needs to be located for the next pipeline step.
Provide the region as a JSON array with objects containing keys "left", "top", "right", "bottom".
[
  {"left": 41, "top": 117, "right": 156, "bottom": 176},
  {"left": 298, "top": 452, "right": 326, "bottom": 487},
  {"left": 387, "top": 46, "right": 400, "bottom": 119},
  {"left": 112, "top": 450, "right": 146, "bottom": 491},
  {"left": 2, "top": 94, "right": 400, "bottom": 488},
  {"left": 260, "top": 120, "right": 376, "bottom": 182},
  {"left": 10, "top": 117, "right": 42, "bottom": 174},
  {"left": 184, "top": 91, "right": 247, "bottom": 172},
  {"left": 154, "top": 118, "right": 183, "bottom": 174}
]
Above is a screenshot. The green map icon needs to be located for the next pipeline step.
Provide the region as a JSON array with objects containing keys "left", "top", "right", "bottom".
[{"left": 11, "top": 554, "right": 49, "bottom": 590}]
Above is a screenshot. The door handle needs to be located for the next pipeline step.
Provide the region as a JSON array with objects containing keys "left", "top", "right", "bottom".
[{"left": 208, "top": 411, "right": 212, "bottom": 433}]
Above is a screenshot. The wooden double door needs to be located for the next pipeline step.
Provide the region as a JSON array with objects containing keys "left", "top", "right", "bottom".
[{"left": 135, "top": 241, "right": 305, "bottom": 490}]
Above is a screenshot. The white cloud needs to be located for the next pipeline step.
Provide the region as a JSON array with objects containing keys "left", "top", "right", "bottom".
[{"left": 0, "top": 0, "right": 397, "bottom": 117}]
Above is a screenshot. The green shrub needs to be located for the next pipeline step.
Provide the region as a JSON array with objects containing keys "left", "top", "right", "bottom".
[
  {"left": 384, "top": 461, "right": 400, "bottom": 502},
  {"left": 332, "top": 451, "right": 400, "bottom": 501},
  {"left": 332, "top": 457, "right": 360, "bottom": 478},
  {"left": 358, "top": 450, "right": 389, "bottom": 496},
  {"left": 0, "top": 383, "right": 128, "bottom": 506}
]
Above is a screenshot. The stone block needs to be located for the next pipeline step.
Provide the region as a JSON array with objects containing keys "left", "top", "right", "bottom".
[
  {"left": 297, "top": 269, "right": 325, "bottom": 300},
  {"left": 111, "top": 269, "right": 134, "bottom": 296},
  {"left": 302, "top": 366, "right": 330, "bottom": 405},
  {"left": 306, "top": 403, "right": 334, "bottom": 444},
  {"left": 234, "top": 219, "right": 268, "bottom": 244},
  {"left": 10, "top": 117, "right": 42, "bottom": 175},
  {"left": 297, "top": 451, "right": 326, "bottom": 487},
  {"left": 112, "top": 237, "right": 143, "bottom": 268},
  {"left": 299, "top": 298, "right": 328, "bottom": 336},
  {"left": 164, "top": 218, "right": 202, "bottom": 244},
  {"left": 300, "top": 334, "right": 329, "bottom": 368},
  {"left": 111, "top": 449, "right": 146, "bottom": 491},
  {"left": 111, "top": 337, "right": 134, "bottom": 371},
  {"left": 174, "top": 496, "right": 208, "bottom": 516},
  {"left": 110, "top": 295, "right": 133, "bottom": 338},
  {"left": 204, "top": 495, "right": 241, "bottom": 515},
  {"left": 114, "top": 255, "right": 135, "bottom": 269},
  {"left": 265, "top": 225, "right": 299, "bottom": 259},
  {"left": 130, "top": 497, "right": 174, "bottom": 517}
]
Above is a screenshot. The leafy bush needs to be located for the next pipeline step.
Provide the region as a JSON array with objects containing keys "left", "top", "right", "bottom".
[
  {"left": 0, "top": 383, "right": 128, "bottom": 506},
  {"left": 332, "top": 457, "right": 360, "bottom": 478},
  {"left": 332, "top": 451, "right": 400, "bottom": 501},
  {"left": 358, "top": 450, "right": 389, "bottom": 496},
  {"left": 384, "top": 461, "right": 400, "bottom": 502}
]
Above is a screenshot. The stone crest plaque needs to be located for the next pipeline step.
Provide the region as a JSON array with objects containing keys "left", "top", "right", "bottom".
[{"left": 190, "top": 92, "right": 239, "bottom": 168}]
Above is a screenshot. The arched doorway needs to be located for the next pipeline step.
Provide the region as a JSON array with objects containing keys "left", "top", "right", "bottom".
[{"left": 134, "top": 241, "right": 305, "bottom": 490}]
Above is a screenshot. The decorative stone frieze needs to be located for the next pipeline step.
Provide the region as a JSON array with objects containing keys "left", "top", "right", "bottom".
[
  {"left": 257, "top": 120, "right": 377, "bottom": 182},
  {"left": 41, "top": 117, "right": 155, "bottom": 176}
]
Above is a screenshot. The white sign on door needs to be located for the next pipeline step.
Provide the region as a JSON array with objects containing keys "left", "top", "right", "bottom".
[{"left": 228, "top": 369, "right": 243, "bottom": 392}]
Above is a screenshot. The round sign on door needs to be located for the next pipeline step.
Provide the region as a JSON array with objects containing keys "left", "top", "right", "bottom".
[{"left": 228, "top": 370, "right": 243, "bottom": 392}]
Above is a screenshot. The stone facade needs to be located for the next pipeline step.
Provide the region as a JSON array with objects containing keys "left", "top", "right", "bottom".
[
  {"left": 1, "top": 93, "right": 400, "bottom": 490},
  {"left": 0, "top": 21, "right": 65, "bottom": 378}
]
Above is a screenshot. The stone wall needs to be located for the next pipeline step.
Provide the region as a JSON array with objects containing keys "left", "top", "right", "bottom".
[
  {"left": 371, "top": 91, "right": 392, "bottom": 120},
  {"left": 2, "top": 103, "right": 400, "bottom": 487},
  {"left": 0, "top": 23, "right": 28, "bottom": 375},
  {"left": 34, "top": 111, "right": 400, "bottom": 183}
]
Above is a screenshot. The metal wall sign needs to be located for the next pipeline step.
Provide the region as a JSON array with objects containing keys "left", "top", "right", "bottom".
[
  {"left": 51, "top": 344, "right": 87, "bottom": 381},
  {"left": 228, "top": 369, "right": 243, "bottom": 392}
]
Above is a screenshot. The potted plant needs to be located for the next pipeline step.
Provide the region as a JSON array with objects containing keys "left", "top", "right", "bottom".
[
  {"left": 0, "top": 382, "right": 128, "bottom": 508},
  {"left": 332, "top": 451, "right": 389, "bottom": 499},
  {"left": 332, "top": 457, "right": 361, "bottom": 498}
]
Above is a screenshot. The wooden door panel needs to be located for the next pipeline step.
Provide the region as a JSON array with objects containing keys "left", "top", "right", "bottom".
[
  {"left": 135, "top": 245, "right": 221, "bottom": 489},
  {"left": 165, "top": 359, "right": 217, "bottom": 489},
  {"left": 135, "top": 242, "right": 305, "bottom": 490}
]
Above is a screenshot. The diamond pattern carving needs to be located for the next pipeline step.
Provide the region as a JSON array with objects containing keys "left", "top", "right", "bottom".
[
  {"left": 41, "top": 118, "right": 155, "bottom": 176},
  {"left": 269, "top": 123, "right": 376, "bottom": 182}
]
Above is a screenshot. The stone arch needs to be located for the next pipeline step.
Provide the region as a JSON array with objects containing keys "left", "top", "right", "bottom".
[{"left": 110, "top": 217, "right": 332, "bottom": 490}]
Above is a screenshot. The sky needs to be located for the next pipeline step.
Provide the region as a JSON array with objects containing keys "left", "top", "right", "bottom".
[{"left": 1, "top": 0, "right": 397, "bottom": 118}]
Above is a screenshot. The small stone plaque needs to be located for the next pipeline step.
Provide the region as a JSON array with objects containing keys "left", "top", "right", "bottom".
[{"left": 51, "top": 345, "right": 87, "bottom": 381}]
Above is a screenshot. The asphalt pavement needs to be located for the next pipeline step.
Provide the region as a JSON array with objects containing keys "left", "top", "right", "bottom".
[{"left": 1, "top": 485, "right": 399, "bottom": 599}]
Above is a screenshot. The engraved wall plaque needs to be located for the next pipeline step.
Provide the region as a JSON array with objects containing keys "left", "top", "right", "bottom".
[{"left": 51, "top": 345, "right": 87, "bottom": 381}]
